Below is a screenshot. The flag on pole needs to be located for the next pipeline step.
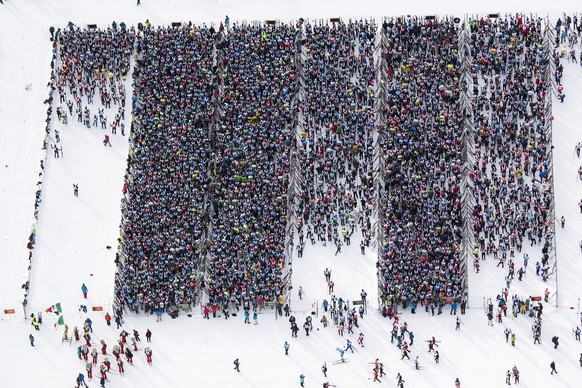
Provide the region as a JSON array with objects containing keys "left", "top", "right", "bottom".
[
  {"left": 55, "top": 303, "right": 62, "bottom": 313},
  {"left": 57, "top": 315, "right": 64, "bottom": 325},
  {"left": 45, "top": 306, "right": 53, "bottom": 313}
]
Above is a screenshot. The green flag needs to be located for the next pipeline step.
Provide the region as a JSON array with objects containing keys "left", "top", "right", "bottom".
[
  {"left": 55, "top": 303, "right": 62, "bottom": 313},
  {"left": 57, "top": 315, "right": 64, "bottom": 325}
]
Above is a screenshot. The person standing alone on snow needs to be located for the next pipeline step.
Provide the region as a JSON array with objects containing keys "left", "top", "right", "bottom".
[
  {"left": 550, "top": 361, "right": 557, "bottom": 374},
  {"left": 29, "top": 334, "right": 35, "bottom": 347},
  {"left": 284, "top": 341, "right": 290, "bottom": 355},
  {"left": 81, "top": 283, "right": 88, "bottom": 299}
]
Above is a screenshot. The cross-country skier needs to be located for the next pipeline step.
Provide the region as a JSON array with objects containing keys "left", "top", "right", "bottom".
[
  {"left": 373, "top": 367, "right": 381, "bottom": 382},
  {"left": 324, "top": 268, "right": 331, "bottom": 282},
  {"left": 396, "top": 373, "right": 405, "bottom": 388},
  {"left": 322, "top": 362, "right": 328, "bottom": 377},
  {"left": 234, "top": 358, "right": 240, "bottom": 372},
  {"left": 291, "top": 322, "right": 299, "bottom": 337},
  {"left": 357, "top": 332, "right": 365, "bottom": 347},
  {"left": 125, "top": 348, "right": 133, "bottom": 364},
  {"left": 144, "top": 347, "right": 152, "bottom": 365},
  {"left": 117, "top": 358, "right": 124, "bottom": 376},
  {"left": 345, "top": 339, "right": 354, "bottom": 353},
  {"left": 81, "top": 283, "right": 88, "bottom": 299},
  {"left": 29, "top": 334, "right": 35, "bottom": 346},
  {"left": 428, "top": 336, "right": 438, "bottom": 352},
  {"left": 103, "top": 357, "right": 111, "bottom": 372},
  {"left": 512, "top": 366, "right": 519, "bottom": 384},
  {"left": 300, "top": 373, "right": 305, "bottom": 387},
  {"left": 120, "top": 330, "right": 129, "bottom": 343},
  {"left": 434, "top": 350, "right": 440, "bottom": 363},
  {"left": 336, "top": 347, "right": 345, "bottom": 362},
  {"left": 550, "top": 361, "right": 557, "bottom": 374},
  {"left": 99, "top": 363, "right": 107, "bottom": 380},
  {"left": 76, "top": 373, "right": 88, "bottom": 388},
  {"left": 146, "top": 329, "right": 152, "bottom": 342}
]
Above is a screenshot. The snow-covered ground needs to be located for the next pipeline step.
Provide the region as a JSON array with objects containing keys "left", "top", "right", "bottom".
[{"left": 1, "top": 1, "right": 582, "bottom": 387}]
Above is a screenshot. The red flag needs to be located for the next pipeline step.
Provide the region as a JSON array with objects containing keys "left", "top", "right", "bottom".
[{"left": 45, "top": 306, "right": 53, "bottom": 313}]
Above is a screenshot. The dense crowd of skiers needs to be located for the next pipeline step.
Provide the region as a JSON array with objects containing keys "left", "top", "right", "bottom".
[
  {"left": 27, "top": 306, "right": 153, "bottom": 387},
  {"left": 469, "top": 15, "right": 554, "bottom": 290},
  {"left": 295, "top": 19, "right": 377, "bottom": 263},
  {"left": 115, "top": 24, "right": 215, "bottom": 315},
  {"left": 74, "top": 321, "right": 154, "bottom": 387},
  {"left": 110, "top": 21, "right": 301, "bottom": 317},
  {"left": 54, "top": 24, "right": 134, "bottom": 136},
  {"left": 205, "top": 22, "right": 298, "bottom": 312},
  {"left": 376, "top": 16, "right": 466, "bottom": 316},
  {"left": 40, "top": 13, "right": 582, "bottom": 388}
]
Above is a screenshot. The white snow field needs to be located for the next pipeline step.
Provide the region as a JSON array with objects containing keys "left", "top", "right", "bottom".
[{"left": 1, "top": 0, "right": 582, "bottom": 387}]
